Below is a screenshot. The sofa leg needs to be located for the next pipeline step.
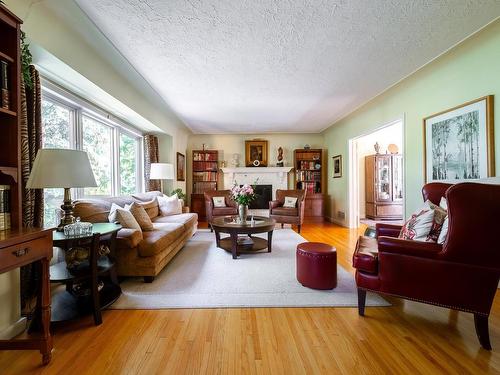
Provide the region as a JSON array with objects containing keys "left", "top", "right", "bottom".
[
  {"left": 143, "top": 276, "right": 155, "bottom": 283},
  {"left": 281, "top": 223, "right": 284, "bottom": 229},
  {"left": 357, "top": 288, "right": 366, "bottom": 316},
  {"left": 474, "top": 314, "right": 492, "bottom": 350}
]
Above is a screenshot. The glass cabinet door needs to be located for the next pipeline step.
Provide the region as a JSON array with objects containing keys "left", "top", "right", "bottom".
[
  {"left": 376, "top": 156, "right": 391, "bottom": 202},
  {"left": 392, "top": 155, "right": 403, "bottom": 201}
]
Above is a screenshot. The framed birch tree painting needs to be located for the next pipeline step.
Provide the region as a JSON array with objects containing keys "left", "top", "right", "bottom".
[{"left": 424, "top": 95, "right": 495, "bottom": 182}]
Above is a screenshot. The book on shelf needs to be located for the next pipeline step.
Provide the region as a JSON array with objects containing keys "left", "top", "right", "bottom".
[
  {"left": 193, "top": 171, "right": 217, "bottom": 182},
  {"left": 193, "top": 152, "right": 217, "bottom": 161},
  {"left": 0, "top": 60, "right": 10, "bottom": 110},
  {"left": 192, "top": 181, "right": 217, "bottom": 194},
  {"left": 296, "top": 170, "right": 321, "bottom": 181},
  {"left": 297, "top": 181, "right": 320, "bottom": 194},
  {"left": 0, "top": 185, "right": 11, "bottom": 230},
  {"left": 192, "top": 161, "right": 218, "bottom": 172},
  {"left": 297, "top": 160, "right": 319, "bottom": 170}
]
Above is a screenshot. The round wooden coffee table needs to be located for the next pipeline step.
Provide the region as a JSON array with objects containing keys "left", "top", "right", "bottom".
[{"left": 211, "top": 216, "right": 276, "bottom": 259}]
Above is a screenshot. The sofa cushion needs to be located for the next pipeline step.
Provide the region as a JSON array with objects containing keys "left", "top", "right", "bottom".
[
  {"left": 271, "top": 207, "right": 298, "bottom": 216},
  {"left": 129, "top": 202, "right": 154, "bottom": 231},
  {"left": 116, "top": 228, "right": 143, "bottom": 249},
  {"left": 153, "top": 213, "right": 198, "bottom": 229},
  {"left": 138, "top": 223, "right": 185, "bottom": 257},
  {"left": 139, "top": 199, "right": 159, "bottom": 219},
  {"left": 74, "top": 200, "right": 113, "bottom": 223},
  {"left": 353, "top": 236, "right": 379, "bottom": 274},
  {"left": 132, "top": 191, "right": 162, "bottom": 202},
  {"left": 108, "top": 203, "right": 142, "bottom": 232}
]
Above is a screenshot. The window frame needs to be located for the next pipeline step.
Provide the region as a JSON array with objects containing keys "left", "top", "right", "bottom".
[{"left": 41, "top": 79, "right": 144, "bottom": 200}]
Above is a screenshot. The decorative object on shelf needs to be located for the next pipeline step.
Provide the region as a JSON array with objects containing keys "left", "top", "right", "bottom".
[
  {"left": 245, "top": 139, "right": 268, "bottom": 167},
  {"left": 252, "top": 159, "right": 260, "bottom": 167},
  {"left": 304, "top": 144, "right": 311, "bottom": 150},
  {"left": 176, "top": 152, "right": 185, "bottom": 181},
  {"left": 64, "top": 242, "right": 110, "bottom": 270},
  {"left": 374, "top": 142, "right": 380, "bottom": 154},
  {"left": 332, "top": 155, "right": 342, "bottom": 178},
  {"left": 230, "top": 181, "right": 257, "bottom": 224},
  {"left": 276, "top": 146, "right": 284, "bottom": 167},
  {"left": 424, "top": 95, "right": 494, "bottom": 182},
  {"left": 26, "top": 149, "right": 97, "bottom": 231},
  {"left": 0, "top": 184, "right": 10, "bottom": 230},
  {"left": 171, "top": 188, "right": 186, "bottom": 201},
  {"left": 63, "top": 217, "right": 93, "bottom": 237},
  {"left": 220, "top": 160, "right": 226, "bottom": 168},
  {"left": 314, "top": 163, "right": 321, "bottom": 170},
  {"left": 387, "top": 144, "right": 399, "bottom": 154},
  {"left": 231, "top": 153, "right": 240, "bottom": 167},
  {"left": 150, "top": 162, "right": 174, "bottom": 193}
]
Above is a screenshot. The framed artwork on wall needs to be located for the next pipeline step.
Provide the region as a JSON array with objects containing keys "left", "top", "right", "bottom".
[
  {"left": 245, "top": 139, "right": 268, "bottom": 167},
  {"left": 423, "top": 95, "right": 494, "bottom": 182},
  {"left": 176, "top": 152, "right": 185, "bottom": 181},
  {"left": 332, "top": 155, "right": 342, "bottom": 178}
]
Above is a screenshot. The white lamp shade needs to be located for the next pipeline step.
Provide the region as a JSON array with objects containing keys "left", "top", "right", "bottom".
[
  {"left": 26, "top": 149, "right": 97, "bottom": 189},
  {"left": 150, "top": 163, "right": 174, "bottom": 180}
]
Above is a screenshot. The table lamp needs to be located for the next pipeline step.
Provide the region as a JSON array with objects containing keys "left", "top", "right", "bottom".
[
  {"left": 150, "top": 163, "right": 174, "bottom": 193},
  {"left": 26, "top": 149, "right": 97, "bottom": 230}
]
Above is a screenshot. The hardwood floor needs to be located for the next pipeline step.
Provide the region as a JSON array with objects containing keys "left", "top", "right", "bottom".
[{"left": 1, "top": 222, "right": 500, "bottom": 374}]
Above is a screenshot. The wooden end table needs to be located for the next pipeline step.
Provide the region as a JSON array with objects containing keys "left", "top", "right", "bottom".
[
  {"left": 51, "top": 223, "right": 122, "bottom": 325},
  {"left": 211, "top": 216, "right": 276, "bottom": 259}
]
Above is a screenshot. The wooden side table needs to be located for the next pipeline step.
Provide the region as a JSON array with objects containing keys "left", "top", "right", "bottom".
[
  {"left": 51, "top": 223, "right": 122, "bottom": 325},
  {"left": 0, "top": 227, "right": 54, "bottom": 365}
]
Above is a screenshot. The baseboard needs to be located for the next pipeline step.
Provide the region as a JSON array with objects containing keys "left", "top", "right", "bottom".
[{"left": 0, "top": 317, "right": 27, "bottom": 340}]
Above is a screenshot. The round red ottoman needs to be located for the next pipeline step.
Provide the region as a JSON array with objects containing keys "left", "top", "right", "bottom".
[{"left": 296, "top": 242, "right": 337, "bottom": 290}]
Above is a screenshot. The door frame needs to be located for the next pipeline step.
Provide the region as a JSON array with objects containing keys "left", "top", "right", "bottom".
[{"left": 348, "top": 116, "right": 406, "bottom": 228}]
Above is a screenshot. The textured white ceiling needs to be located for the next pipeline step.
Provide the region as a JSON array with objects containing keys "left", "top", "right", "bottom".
[{"left": 75, "top": 0, "right": 500, "bottom": 134}]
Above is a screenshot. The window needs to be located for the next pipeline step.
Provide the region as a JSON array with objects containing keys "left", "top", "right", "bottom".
[
  {"left": 82, "top": 115, "right": 113, "bottom": 196},
  {"left": 41, "top": 99, "right": 74, "bottom": 227},
  {"left": 120, "top": 133, "right": 138, "bottom": 195},
  {"left": 40, "top": 82, "right": 143, "bottom": 226}
]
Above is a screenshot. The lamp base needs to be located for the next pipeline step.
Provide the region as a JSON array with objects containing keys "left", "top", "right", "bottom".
[{"left": 57, "top": 188, "right": 76, "bottom": 232}]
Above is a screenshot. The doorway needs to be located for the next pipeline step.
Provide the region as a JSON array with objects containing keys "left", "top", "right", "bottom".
[{"left": 348, "top": 119, "right": 404, "bottom": 228}]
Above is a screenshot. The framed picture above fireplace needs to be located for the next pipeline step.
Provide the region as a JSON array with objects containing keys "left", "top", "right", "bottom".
[{"left": 245, "top": 140, "right": 268, "bottom": 167}]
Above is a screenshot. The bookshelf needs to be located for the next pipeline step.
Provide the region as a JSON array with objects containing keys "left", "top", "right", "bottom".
[
  {"left": 191, "top": 149, "right": 219, "bottom": 220},
  {"left": 293, "top": 149, "right": 325, "bottom": 220}
]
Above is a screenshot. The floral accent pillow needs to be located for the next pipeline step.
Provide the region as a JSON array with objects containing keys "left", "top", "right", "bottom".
[{"left": 399, "top": 208, "right": 436, "bottom": 241}]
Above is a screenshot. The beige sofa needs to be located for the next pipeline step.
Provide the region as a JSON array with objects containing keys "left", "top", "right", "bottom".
[{"left": 73, "top": 191, "right": 197, "bottom": 282}]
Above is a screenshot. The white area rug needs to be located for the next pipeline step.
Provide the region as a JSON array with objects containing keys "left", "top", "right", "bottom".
[{"left": 112, "top": 229, "right": 389, "bottom": 309}]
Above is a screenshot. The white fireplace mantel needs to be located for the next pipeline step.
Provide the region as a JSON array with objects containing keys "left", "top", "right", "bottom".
[{"left": 220, "top": 167, "right": 293, "bottom": 199}]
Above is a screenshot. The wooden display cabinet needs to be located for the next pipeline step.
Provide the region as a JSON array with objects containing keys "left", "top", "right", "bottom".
[{"left": 365, "top": 154, "right": 403, "bottom": 220}]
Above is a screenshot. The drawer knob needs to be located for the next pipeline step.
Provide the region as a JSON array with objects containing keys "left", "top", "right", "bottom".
[{"left": 12, "top": 248, "right": 30, "bottom": 257}]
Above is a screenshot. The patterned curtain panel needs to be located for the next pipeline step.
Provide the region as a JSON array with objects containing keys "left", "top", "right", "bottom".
[
  {"left": 144, "top": 134, "right": 161, "bottom": 192},
  {"left": 20, "top": 66, "right": 44, "bottom": 315}
]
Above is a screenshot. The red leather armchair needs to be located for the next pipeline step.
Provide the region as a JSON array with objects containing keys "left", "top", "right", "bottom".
[
  {"left": 269, "top": 189, "right": 306, "bottom": 233},
  {"left": 204, "top": 190, "right": 238, "bottom": 231},
  {"left": 353, "top": 182, "right": 500, "bottom": 350}
]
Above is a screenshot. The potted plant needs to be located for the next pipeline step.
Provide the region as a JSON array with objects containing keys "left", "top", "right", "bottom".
[{"left": 230, "top": 183, "right": 256, "bottom": 224}]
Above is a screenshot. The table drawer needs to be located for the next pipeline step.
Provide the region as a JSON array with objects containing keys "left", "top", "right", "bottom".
[{"left": 0, "top": 236, "right": 51, "bottom": 271}]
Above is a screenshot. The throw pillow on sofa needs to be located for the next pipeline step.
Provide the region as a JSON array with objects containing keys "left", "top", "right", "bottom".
[
  {"left": 128, "top": 202, "right": 154, "bottom": 231},
  {"left": 157, "top": 194, "right": 182, "bottom": 216},
  {"left": 212, "top": 196, "right": 226, "bottom": 207},
  {"left": 108, "top": 203, "right": 142, "bottom": 233},
  {"left": 399, "top": 200, "right": 441, "bottom": 242}
]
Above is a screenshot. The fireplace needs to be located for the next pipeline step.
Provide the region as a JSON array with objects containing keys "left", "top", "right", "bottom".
[{"left": 250, "top": 184, "right": 272, "bottom": 209}]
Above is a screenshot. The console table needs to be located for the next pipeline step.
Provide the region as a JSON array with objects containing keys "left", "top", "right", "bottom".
[{"left": 0, "top": 228, "right": 54, "bottom": 365}]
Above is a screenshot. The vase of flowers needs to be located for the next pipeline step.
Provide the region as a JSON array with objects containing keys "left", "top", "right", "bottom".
[{"left": 231, "top": 182, "right": 256, "bottom": 224}]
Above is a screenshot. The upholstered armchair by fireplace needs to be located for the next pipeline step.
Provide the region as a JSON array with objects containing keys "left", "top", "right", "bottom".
[
  {"left": 269, "top": 189, "right": 306, "bottom": 233},
  {"left": 353, "top": 182, "right": 500, "bottom": 350},
  {"left": 204, "top": 190, "right": 238, "bottom": 231}
]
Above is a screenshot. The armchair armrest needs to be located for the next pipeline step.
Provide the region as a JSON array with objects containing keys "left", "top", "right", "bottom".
[
  {"left": 376, "top": 223, "right": 402, "bottom": 238},
  {"left": 378, "top": 236, "right": 443, "bottom": 259},
  {"left": 269, "top": 200, "right": 280, "bottom": 210}
]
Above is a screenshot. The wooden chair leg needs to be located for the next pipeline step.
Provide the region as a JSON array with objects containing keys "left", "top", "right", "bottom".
[
  {"left": 297, "top": 224, "right": 301, "bottom": 233},
  {"left": 357, "top": 288, "right": 366, "bottom": 316},
  {"left": 474, "top": 314, "right": 492, "bottom": 350}
]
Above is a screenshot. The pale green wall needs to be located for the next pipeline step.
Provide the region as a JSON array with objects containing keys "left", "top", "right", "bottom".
[{"left": 323, "top": 20, "right": 500, "bottom": 226}]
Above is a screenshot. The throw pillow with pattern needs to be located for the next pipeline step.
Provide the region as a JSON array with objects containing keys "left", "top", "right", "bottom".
[
  {"left": 128, "top": 202, "right": 154, "bottom": 231},
  {"left": 108, "top": 203, "right": 142, "bottom": 233},
  {"left": 212, "top": 196, "right": 226, "bottom": 208},
  {"left": 283, "top": 196, "right": 298, "bottom": 208}
]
